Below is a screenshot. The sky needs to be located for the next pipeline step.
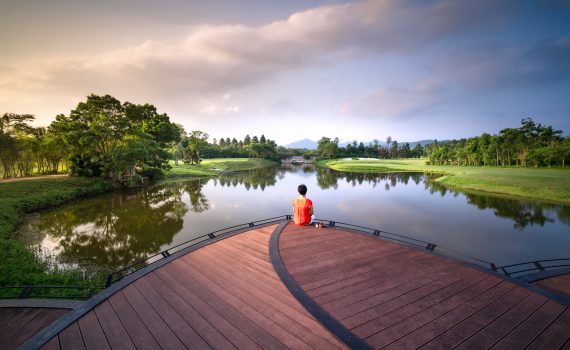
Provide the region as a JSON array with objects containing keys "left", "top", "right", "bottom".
[{"left": 1, "top": 0, "right": 570, "bottom": 145}]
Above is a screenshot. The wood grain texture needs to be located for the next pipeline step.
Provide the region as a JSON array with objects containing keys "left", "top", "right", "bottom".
[
  {"left": 38, "top": 224, "right": 345, "bottom": 349},
  {"left": 279, "top": 224, "right": 570, "bottom": 350}
]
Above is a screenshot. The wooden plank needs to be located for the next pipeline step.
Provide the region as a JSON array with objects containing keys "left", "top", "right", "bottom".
[
  {"left": 533, "top": 274, "right": 570, "bottom": 300},
  {"left": 300, "top": 248, "right": 424, "bottom": 291},
  {"left": 491, "top": 299, "right": 566, "bottom": 350},
  {"left": 93, "top": 300, "right": 136, "bottom": 350},
  {"left": 408, "top": 281, "right": 529, "bottom": 349},
  {"left": 308, "top": 253, "right": 448, "bottom": 299},
  {"left": 121, "top": 284, "right": 186, "bottom": 350},
  {"left": 0, "top": 307, "right": 28, "bottom": 330},
  {"left": 317, "top": 254, "right": 442, "bottom": 307},
  {"left": 191, "top": 248, "right": 284, "bottom": 295},
  {"left": 133, "top": 277, "right": 211, "bottom": 349},
  {"left": 367, "top": 288, "right": 529, "bottom": 348},
  {"left": 197, "top": 242, "right": 278, "bottom": 280},
  {"left": 340, "top": 267, "right": 461, "bottom": 328},
  {"left": 164, "top": 261, "right": 288, "bottom": 349},
  {"left": 154, "top": 268, "right": 263, "bottom": 350},
  {"left": 77, "top": 311, "right": 110, "bottom": 350},
  {"left": 297, "top": 247, "right": 427, "bottom": 292},
  {"left": 42, "top": 335, "right": 61, "bottom": 350},
  {"left": 180, "top": 258, "right": 345, "bottom": 350},
  {"left": 456, "top": 292, "right": 547, "bottom": 349},
  {"left": 281, "top": 238, "right": 396, "bottom": 269},
  {"left": 2, "top": 307, "right": 42, "bottom": 338},
  {"left": 7, "top": 308, "right": 67, "bottom": 350},
  {"left": 187, "top": 247, "right": 309, "bottom": 315},
  {"left": 58, "top": 322, "right": 86, "bottom": 350},
  {"left": 108, "top": 291, "right": 161, "bottom": 350},
  {"left": 351, "top": 271, "right": 489, "bottom": 339},
  {"left": 526, "top": 308, "right": 570, "bottom": 350},
  {"left": 175, "top": 257, "right": 320, "bottom": 349},
  {"left": 144, "top": 273, "right": 236, "bottom": 350}
]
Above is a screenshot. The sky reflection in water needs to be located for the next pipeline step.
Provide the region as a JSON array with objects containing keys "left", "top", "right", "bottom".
[{"left": 20, "top": 166, "right": 570, "bottom": 274}]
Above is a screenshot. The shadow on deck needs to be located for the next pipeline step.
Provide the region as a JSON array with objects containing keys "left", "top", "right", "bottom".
[{"left": 13, "top": 220, "right": 570, "bottom": 349}]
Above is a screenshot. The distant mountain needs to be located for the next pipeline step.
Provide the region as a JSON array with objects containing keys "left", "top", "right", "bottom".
[
  {"left": 284, "top": 138, "right": 435, "bottom": 149},
  {"left": 406, "top": 140, "right": 435, "bottom": 148},
  {"left": 285, "top": 138, "right": 318, "bottom": 149}
]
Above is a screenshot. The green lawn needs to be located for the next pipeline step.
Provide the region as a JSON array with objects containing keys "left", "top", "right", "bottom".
[
  {"left": 0, "top": 158, "right": 278, "bottom": 294},
  {"left": 166, "top": 158, "right": 278, "bottom": 177},
  {"left": 0, "top": 177, "right": 111, "bottom": 294},
  {"left": 320, "top": 158, "right": 570, "bottom": 204}
]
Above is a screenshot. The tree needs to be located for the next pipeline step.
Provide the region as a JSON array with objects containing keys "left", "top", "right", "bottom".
[
  {"left": 184, "top": 130, "right": 209, "bottom": 164},
  {"left": 244, "top": 134, "right": 251, "bottom": 145},
  {"left": 49, "top": 94, "right": 177, "bottom": 180},
  {"left": 260, "top": 134, "right": 266, "bottom": 144},
  {"left": 317, "top": 137, "right": 340, "bottom": 159},
  {"left": 0, "top": 113, "right": 35, "bottom": 178}
]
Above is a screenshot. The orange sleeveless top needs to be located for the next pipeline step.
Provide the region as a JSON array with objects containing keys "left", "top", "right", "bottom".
[{"left": 293, "top": 198, "right": 313, "bottom": 225}]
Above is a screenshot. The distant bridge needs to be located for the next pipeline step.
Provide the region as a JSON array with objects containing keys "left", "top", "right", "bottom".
[{"left": 281, "top": 156, "right": 315, "bottom": 164}]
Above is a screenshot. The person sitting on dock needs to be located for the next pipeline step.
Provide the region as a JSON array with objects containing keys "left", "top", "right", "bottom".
[{"left": 293, "top": 184, "right": 314, "bottom": 225}]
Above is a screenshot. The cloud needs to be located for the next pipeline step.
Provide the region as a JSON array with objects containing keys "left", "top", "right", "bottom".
[
  {"left": 433, "top": 36, "right": 570, "bottom": 89},
  {"left": 0, "top": 0, "right": 513, "bottom": 111},
  {"left": 341, "top": 79, "right": 445, "bottom": 118}
]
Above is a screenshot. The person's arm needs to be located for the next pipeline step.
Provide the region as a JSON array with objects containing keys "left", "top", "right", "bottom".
[{"left": 309, "top": 201, "right": 314, "bottom": 215}]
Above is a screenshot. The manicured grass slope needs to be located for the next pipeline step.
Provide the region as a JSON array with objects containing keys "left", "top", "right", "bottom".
[
  {"left": 166, "top": 158, "right": 278, "bottom": 177},
  {"left": 321, "top": 159, "right": 570, "bottom": 204},
  {"left": 0, "top": 177, "right": 111, "bottom": 290}
]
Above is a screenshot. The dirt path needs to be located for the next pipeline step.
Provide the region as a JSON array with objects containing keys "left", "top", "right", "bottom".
[{"left": 0, "top": 174, "right": 69, "bottom": 183}]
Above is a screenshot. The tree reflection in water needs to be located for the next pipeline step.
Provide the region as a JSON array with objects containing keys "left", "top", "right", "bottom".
[
  {"left": 315, "top": 167, "right": 567, "bottom": 232},
  {"left": 211, "top": 166, "right": 281, "bottom": 191},
  {"left": 24, "top": 181, "right": 208, "bottom": 272},
  {"left": 21, "top": 166, "right": 569, "bottom": 277}
]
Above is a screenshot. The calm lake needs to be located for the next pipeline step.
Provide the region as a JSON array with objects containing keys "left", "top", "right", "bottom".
[{"left": 19, "top": 165, "right": 570, "bottom": 277}]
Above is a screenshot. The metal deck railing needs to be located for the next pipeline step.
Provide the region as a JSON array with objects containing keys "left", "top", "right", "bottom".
[
  {"left": 3, "top": 215, "right": 569, "bottom": 300},
  {"left": 103, "top": 215, "right": 288, "bottom": 287}
]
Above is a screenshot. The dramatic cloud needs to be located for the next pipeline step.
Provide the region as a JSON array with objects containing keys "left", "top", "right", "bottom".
[
  {"left": 1, "top": 0, "right": 568, "bottom": 143},
  {"left": 0, "top": 0, "right": 512, "bottom": 106}
]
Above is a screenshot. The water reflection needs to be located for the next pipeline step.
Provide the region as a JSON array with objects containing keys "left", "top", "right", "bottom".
[
  {"left": 20, "top": 166, "right": 569, "bottom": 275},
  {"left": 315, "top": 167, "right": 567, "bottom": 231},
  {"left": 212, "top": 166, "right": 281, "bottom": 191},
  {"left": 21, "top": 181, "right": 209, "bottom": 271}
]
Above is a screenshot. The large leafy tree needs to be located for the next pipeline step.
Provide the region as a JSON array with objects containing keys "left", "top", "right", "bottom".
[{"left": 50, "top": 94, "right": 178, "bottom": 180}]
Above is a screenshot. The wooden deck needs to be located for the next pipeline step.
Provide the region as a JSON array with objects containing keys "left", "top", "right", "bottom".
[
  {"left": 278, "top": 224, "right": 570, "bottom": 350},
  {"left": 533, "top": 274, "right": 570, "bottom": 301},
  {"left": 30, "top": 224, "right": 345, "bottom": 350},
  {"left": 0, "top": 308, "right": 69, "bottom": 349},
  {"left": 16, "top": 220, "right": 570, "bottom": 349}
]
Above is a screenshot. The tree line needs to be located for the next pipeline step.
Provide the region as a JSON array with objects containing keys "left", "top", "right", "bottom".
[
  {"left": 1, "top": 94, "right": 285, "bottom": 183},
  {"left": 171, "top": 132, "right": 281, "bottom": 164},
  {"left": 425, "top": 118, "right": 570, "bottom": 167},
  {"left": 316, "top": 137, "right": 425, "bottom": 159}
]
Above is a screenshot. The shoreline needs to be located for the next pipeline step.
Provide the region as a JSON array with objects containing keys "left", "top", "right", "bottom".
[
  {"left": 0, "top": 158, "right": 279, "bottom": 295},
  {"left": 318, "top": 159, "right": 570, "bottom": 205}
]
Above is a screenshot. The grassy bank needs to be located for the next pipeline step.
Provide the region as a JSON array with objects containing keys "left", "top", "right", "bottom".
[
  {"left": 166, "top": 158, "right": 278, "bottom": 177},
  {"left": 320, "top": 158, "right": 570, "bottom": 204},
  {"left": 0, "top": 177, "right": 111, "bottom": 293},
  {"left": 1, "top": 158, "right": 278, "bottom": 295}
]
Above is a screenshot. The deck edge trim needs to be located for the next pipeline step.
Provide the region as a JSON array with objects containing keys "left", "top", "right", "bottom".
[
  {"left": 269, "top": 222, "right": 373, "bottom": 350},
  {"left": 18, "top": 220, "right": 282, "bottom": 350}
]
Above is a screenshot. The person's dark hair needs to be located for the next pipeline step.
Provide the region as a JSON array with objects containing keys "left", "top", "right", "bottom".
[{"left": 298, "top": 184, "right": 307, "bottom": 195}]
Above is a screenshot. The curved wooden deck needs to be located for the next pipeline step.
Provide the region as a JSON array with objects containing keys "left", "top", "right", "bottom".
[
  {"left": 277, "top": 224, "right": 570, "bottom": 350},
  {"left": 24, "top": 223, "right": 346, "bottom": 350},
  {"left": 17, "top": 220, "right": 570, "bottom": 349}
]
